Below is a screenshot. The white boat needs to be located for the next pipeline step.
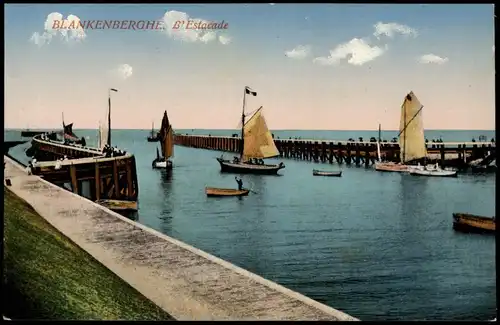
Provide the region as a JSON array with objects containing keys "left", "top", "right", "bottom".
[
  {"left": 375, "top": 92, "right": 426, "bottom": 173},
  {"left": 409, "top": 164, "right": 457, "bottom": 177},
  {"left": 152, "top": 111, "right": 174, "bottom": 170}
]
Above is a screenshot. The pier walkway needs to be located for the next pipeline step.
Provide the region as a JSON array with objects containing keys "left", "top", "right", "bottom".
[{"left": 3, "top": 156, "right": 357, "bottom": 321}]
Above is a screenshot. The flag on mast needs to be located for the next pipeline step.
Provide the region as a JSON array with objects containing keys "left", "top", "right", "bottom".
[{"left": 245, "top": 86, "right": 257, "bottom": 96}]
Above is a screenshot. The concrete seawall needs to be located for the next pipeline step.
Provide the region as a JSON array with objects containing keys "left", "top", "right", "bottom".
[{"left": 3, "top": 156, "right": 358, "bottom": 321}]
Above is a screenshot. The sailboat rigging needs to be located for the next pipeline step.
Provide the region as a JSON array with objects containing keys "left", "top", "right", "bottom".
[
  {"left": 152, "top": 110, "right": 174, "bottom": 170},
  {"left": 375, "top": 91, "right": 426, "bottom": 172},
  {"left": 376, "top": 123, "right": 382, "bottom": 163},
  {"left": 216, "top": 86, "right": 285, "bottom": 175}
]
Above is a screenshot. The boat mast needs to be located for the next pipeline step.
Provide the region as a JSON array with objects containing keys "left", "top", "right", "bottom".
[
  {"left": 240, "top": 87, "right": 247, "bottom": 160},
  {"left": 151, "top": 122, "right": 154, "bottom": 136},
  {"left": 108, "top": 93, "right": 112, "bottom": 147},
  {"left": 108, "top": 88, "right": 118, "bottom": 147},
  {"left": 377, "top": 123, "right": 382, "bottom": 162},
  {"left": 403, "top": 101, "right": 406, "bottom": 163}
]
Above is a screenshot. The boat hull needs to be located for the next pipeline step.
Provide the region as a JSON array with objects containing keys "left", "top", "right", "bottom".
[
  {"left": 217, "top": 158, "right": 285, "bottom": 175},
  {"left": 96, "top": 199, "right": 138, "bottom": 212},
  {"left": 410, "top": 169, "right": 457, "bottom": 177},
  {"left": 312, "top": 170, "right": 342, "bottom": 177},
  {"left": 152, "top": 159, "right": 173, "bottom": 170},
  {"left": 375, "top": 162, "right": 411, "bottom": 172},
  {"left": 147, "top": 136, "right": 160, "bottom": 142},
  {"left": 205, "top": 187, "right": 250, "bottom": 197},
  {"left": 453, "top": 213, "right": 495, "bottom": 234}
]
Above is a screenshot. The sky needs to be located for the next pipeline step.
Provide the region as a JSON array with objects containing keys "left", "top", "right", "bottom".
[{"left": 4, "top": 4, "right": 495, "bottom": 130}]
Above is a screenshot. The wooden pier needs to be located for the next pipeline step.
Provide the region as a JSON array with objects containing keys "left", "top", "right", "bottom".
[
  {"left": 174, "top": 134, "right": 495, "bottom": 168},
  {"left": 25, "top": 135, "right": 138, "bottom": 205}
]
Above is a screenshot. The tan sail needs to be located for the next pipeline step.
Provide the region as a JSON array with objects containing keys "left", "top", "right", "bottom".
[
  {"left": 164, "top": 125, "right": 174, "bottom": 159},
  {"left": 242, "top": 107, "right": 279, "bottom": 161},
  {"left": 399, "top": 91, "right": 426, "bottom": 163}
]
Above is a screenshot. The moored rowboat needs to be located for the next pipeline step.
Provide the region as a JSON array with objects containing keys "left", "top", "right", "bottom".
[
  {"left": 96, "top": 199, "right": 138, "bottom": 212},
  {"left": 312, "top": 169, "right": 342, "bottom": 177},
  {"left": 205, "top": 187, "right": 250, "bottom": 197},
  {"left": 453, "top": 213, "right": 495, "bottom": 234}
]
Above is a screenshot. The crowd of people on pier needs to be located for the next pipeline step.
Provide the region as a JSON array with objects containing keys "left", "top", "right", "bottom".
[{"left": 102, "top": 144, "right": 127, "bottom": 158}]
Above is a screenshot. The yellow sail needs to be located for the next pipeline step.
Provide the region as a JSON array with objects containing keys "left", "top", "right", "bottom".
[
  {"left": 399, "top": 91, "right": 426, "bottom": 163},
  {"left": 99, "top": 120, "right": 109, "bottom": 149},
  {"left": 242, "top": 107, "right": 279, "bottom": 161}
]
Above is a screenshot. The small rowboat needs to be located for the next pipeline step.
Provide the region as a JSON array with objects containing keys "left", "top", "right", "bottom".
[
  {"left": 453, "top": 213, "right": 495, "bottom": 234},
  {"left": 312, "top": 169, "right": 342, "bottom": 177},
  {"left": 205, "top": 187, "right": 250, "bottom": 197},
  {"left": 96, "top": 199, "right": 138, "bottom": 212}
]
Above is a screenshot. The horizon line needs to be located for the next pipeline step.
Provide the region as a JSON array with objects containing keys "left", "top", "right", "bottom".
[{"left": 4, "top": 127, "right": 496, "bottom": 132}]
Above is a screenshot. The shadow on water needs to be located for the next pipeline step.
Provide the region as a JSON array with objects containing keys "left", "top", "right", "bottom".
[
  {"left": 158, "top": 170, "right": 174, "bottom": 233},
  {"left": 117, "top": 210, "right": 139, "bottom": 221}
]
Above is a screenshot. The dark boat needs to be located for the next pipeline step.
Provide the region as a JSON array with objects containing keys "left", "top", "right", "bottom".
[
  {"left": 205, "top": 187, "right": 250, "bottom": 197},
  {"left": 216, "top": 86, "right": 285, "bottom": 175},
  {"left": 152, "top": 111, "right": 174, "bottom": 170},
  {"left": 452, "top": 213, "right": 495, "bottom": 234},
  {"left": 312, "top": 169, "right": 342, "bottom": 177},
  {"left": 21, "top": 130, "right": 45, "bottom": 137},
  {"left": 147, "top": 122, "right": 160, "bottom": 142}
]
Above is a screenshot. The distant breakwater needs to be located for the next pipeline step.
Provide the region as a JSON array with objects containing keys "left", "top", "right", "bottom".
[{"left": 174, "top": 134, "right": 495, "bottom": 168}]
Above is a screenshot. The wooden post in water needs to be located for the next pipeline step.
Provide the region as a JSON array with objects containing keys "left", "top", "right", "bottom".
[
  {"left": 95, "top": 162, "right": 100, "bottom": 201},
  {"left": 70, "top": 164, "right": 78, "bottom": 194},
  {"left": 113, "top": 160, "right": 119, "bottom": 198},
  {"left": 126, "top": 160, "right": 133, "bottom": 199}
]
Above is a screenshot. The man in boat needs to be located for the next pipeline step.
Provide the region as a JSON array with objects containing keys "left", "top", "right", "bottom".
[{"left": 235, "top": 176, "right": 243, "bottom": 191}]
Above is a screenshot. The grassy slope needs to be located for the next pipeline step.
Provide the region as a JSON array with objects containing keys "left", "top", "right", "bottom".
[{"left": 3, "top": 186, "right": 174, "bottom": 320}]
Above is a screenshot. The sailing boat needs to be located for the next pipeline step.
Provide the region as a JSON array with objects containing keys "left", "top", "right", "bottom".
[
  {"left": 216, "top": 86, "right": 285, "bottom": 175},
  {"left": 152, "top": 110, "right": 174, "bottom": 170},
  {"left": 147, "top": 122, "right": 160, "bottom": 142},
  {"left": 61, "top": 113, "right": 82, "bottom": 143},
  {"left": 375, "top": 91, "right": 426, "bottom": 172}
]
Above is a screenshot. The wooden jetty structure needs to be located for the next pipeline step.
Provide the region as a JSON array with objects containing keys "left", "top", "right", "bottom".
[
  {"left": 21, "top": 129, "right": 45, "bottom": 137},
  {"left": 174, "top": 134, "right": 495, "bottom": 169},
  {"left": 23, "top": 89, "right": 138, "bottom": 210},
  {"left": 27, "top": 134, "right": 139, "bottom": 209}
]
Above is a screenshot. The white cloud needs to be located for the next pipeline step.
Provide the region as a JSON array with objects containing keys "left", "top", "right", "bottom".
[
  {"left": 285, "top": 45, "right": 311, "bottom": 60},
  {"left": 269, "top": 3, "right": 276, "bottom": 5},
  {"left": 218, "top": 35, "right": 232, "bottom": 45},
  {"left": 313, "top": 38, "right": 386, "bottom": 66},
  {"left": 418, "top": 54, "right": 449, "bottom": 65},
  {"left": 29, "top": 12, "right": 86, "bottom": 47},
  {"left": 160, "top": 10, "right": 231, "bottom": 45},
  {"left": 373, "top": 22, "right": 418, "bottom": 39},
  {"left": 493, "top": 45, "right": 495, "bottom": 53},
  {"left": 117, "top": 64, "right": 133, "bottom": 79}
]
